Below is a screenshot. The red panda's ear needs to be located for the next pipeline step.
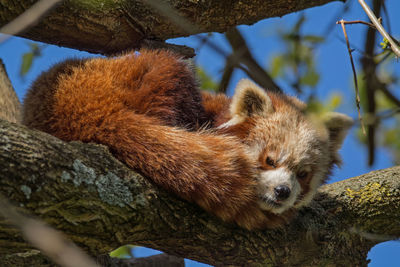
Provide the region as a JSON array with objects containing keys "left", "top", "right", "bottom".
[
  {"left": 323, "top": 112, "right": 354, "bottom": 151},
  {"left": 230, "top": 79, "right": 274, "bottom": 120}
]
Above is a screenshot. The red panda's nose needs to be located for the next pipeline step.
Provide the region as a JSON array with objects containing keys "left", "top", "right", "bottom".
[{"left": 274, "top": 185, "right": 291, "bottom": 200}]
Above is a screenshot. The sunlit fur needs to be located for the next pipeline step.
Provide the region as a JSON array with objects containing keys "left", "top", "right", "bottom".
[{"left": 22, "top": 50, "right": 353, "bottom": 230}]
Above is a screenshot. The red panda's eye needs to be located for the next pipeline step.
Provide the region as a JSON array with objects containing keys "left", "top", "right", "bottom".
[
  {"left": 297, "top": 171, "right": 308, "bottom": 179},
  {"left": 266, "top": 157, "right": 276, "bottom": 167}
]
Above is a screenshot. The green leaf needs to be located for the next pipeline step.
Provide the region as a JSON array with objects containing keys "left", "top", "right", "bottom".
[
  {"left": 384, "top": 128, "right": 398, "bottom": 145},
  {"left": 196, "top": 67, "right": 218, "bottom": 91},
  {"left": 375, "top": 90, "right": 397, "bottom": 111},
  {"left": 270, "top": 55, "right": 284, "bottom": 78},
  {"left": 300, "top": 70, "right": 319, "bottom": 87},
  {"left": 306, "top": 98, "right": 324, "bottom": 113},
  {"left": 109, "top": 245, "right": 135, "bottom": 259},
  {"left": 19, "top": 42, "right": 45, "bottom": 77},
  {"left": 303, "top": 35, "right": 325, "bottom": 44},
  {"left": 20, "top": 52, "right": 34, "bottom": 77},
  {"left": 380, "top": 38, "right": 390, "bottom": 50},
  {"left": 327, "top": 93, "right": 342, "bottom": 110}
]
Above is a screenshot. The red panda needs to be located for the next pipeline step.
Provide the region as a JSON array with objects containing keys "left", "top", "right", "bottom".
[{"left": 22, "top": 49, "right": 353, "bottom": 230}]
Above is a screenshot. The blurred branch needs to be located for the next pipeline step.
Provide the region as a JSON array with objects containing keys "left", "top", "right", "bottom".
[
  {"left": 379, "top": 85, "right": 400, "bottom": 107},
  {"left": 143, "top": 2, "right": 280, "bottom": 92},
  {"left": 225, "top": 27, "right": 282, "bottom": 93},
  {"left": 0, "top": 194, "right": 98, "bottom": 267},
  {"left": 218, "top": 55, "right": 235, "bottom": 93},
  {"left": 361, "top": 0, "right": 381, "bottom": 166},
  {"left": 0, "top": 0, "right": 62, "bottom": 43},
  {"left": 378, "top": 108, "right": 400, "bottom": 121},
  {"left": 381, "top": 1, "right": 392, "bottom": 36},
  {"left": 353, "top": 108, "right": 400, "bottom": 127}
]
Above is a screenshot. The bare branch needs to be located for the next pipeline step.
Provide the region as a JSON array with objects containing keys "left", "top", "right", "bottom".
[
  {"left": 338, "top": 20, "right": 366, "bottom": 134},
  {"left": 358, "top": 0, "right": 400, "bottom": 57}
]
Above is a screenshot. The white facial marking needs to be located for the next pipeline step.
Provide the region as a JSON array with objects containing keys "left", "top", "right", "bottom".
[
  {"left": 217, "top": 115, "right": 244, "bottom": 129},
  {"left": 257, "top": 167, "right": 301, "bottom": 214}
]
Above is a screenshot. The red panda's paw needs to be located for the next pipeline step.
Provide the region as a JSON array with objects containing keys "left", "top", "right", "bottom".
[{"left": 192, "top": 147, "right": 260, "bottom": 223}]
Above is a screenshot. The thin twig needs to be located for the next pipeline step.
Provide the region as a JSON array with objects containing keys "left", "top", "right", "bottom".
[
  {"left": 336, "top": 19, "right": 400, "bottom": 47},
  {"left": 338, "top": 20, "right": 376, "bottom": 28},
  {"left": 358, "top": 0, "right": 400, "bottom": 57},
  {"left": 0, "top": 0, "right": 63, "bottom": 44},
  {"left": 338, "top": 20, "right": 366, "bottom": 134}
]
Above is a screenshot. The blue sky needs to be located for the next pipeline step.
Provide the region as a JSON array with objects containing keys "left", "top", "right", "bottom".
[{"left": 0, "top": 0, "right": 399, "bottom": 266}]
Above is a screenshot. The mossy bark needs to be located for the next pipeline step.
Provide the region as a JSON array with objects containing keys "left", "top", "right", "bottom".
[
  {"left": 0, "top": 118, "right": 399, "bottom": 266},
  {"left": 0, "top": 0, "right": 345, "bottom": 55}
]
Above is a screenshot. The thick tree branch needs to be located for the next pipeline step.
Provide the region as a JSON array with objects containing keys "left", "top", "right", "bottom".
[
  {"left": 97, "top": 253, "right": 184, "bottom": 267},
  {"left": 0, "top": 0, "right": 345, "bottom": 55},
  {"left": 0, "top": 119, "right": 399, "bottom": 266},
  {"left": 0, "top": 194, "right": 98, "bottom": 267},
  {"left": 0, "top": 60, "right": 21, "bottom": 124}
]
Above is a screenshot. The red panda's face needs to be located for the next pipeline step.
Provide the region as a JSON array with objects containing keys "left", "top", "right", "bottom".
[
  {"left": 223, "top": 79, "right": 353, "bottom": 214},
  {"left": 245, "top": 113, "right": 331, "bottom": 214}
]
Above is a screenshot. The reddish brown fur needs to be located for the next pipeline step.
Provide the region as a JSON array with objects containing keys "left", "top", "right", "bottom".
[
  {"left": 23, "top": 50, "right": 299, "bottom": 229},
  {"left": 22, "top": 50, "right": 348, "bottom": 229}
]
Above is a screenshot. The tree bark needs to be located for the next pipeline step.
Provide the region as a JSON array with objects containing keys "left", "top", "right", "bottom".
[
  {"left": 0, "top": 0, "right": 345, "bottom": 55},
  {"left": 0, "top": 118, "right": 399, "bottom": 266},
  {"left": 0, "top": 60, "right": 21, "bottom": 124}
]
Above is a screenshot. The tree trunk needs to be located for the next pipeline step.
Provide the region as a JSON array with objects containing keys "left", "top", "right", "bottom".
[
  {"left": 0, "top": 60, "right": 21, "bottom": 124},
  {"left": 0, "top": 119, "right": 399, "bottom": 266},
  {"left": 0, "top": 0, "right": 345, "bottom": 55}
]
